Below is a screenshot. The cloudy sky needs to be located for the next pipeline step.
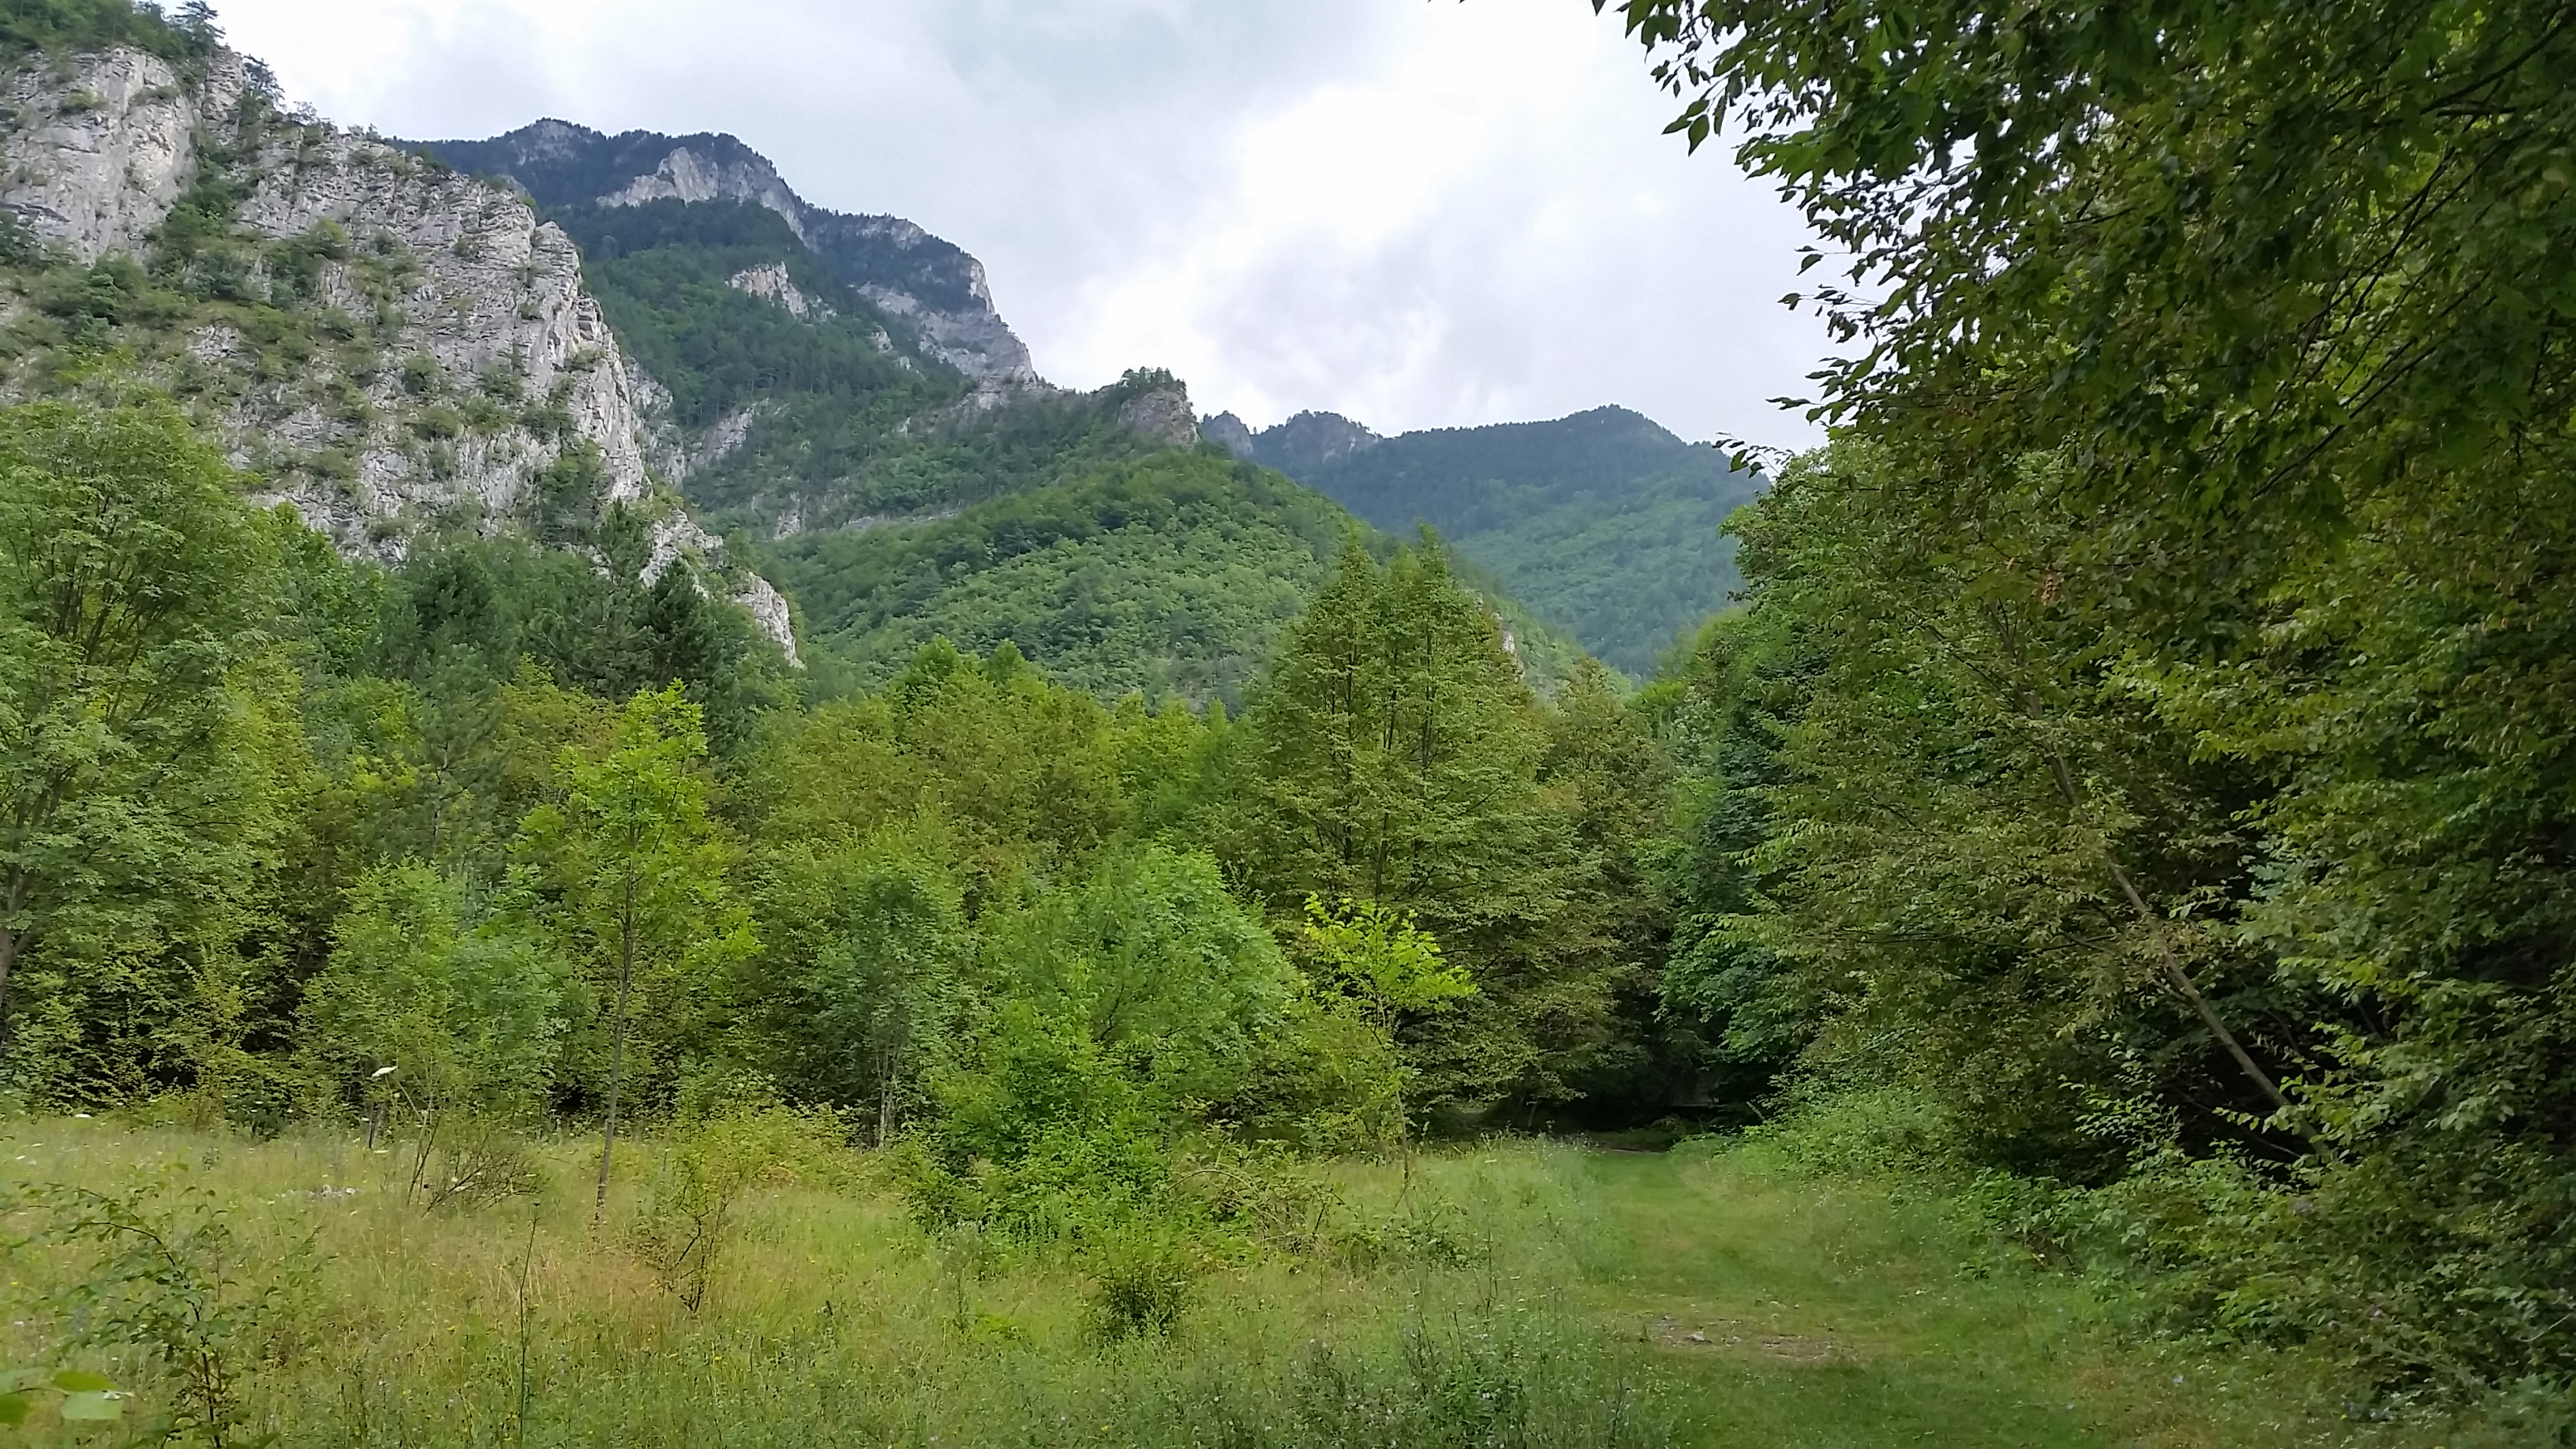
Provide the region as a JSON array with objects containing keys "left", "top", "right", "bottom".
[{"left": 209, "top": 0, "right": 1831, "bottom": 448}]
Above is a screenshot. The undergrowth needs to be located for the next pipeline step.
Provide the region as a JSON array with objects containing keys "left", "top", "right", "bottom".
[{"left": 0, "top": 1113, "right": 2503, "bottom": 1448}]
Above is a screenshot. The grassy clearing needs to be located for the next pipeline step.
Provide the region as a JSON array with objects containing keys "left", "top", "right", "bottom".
[{"left": 1, "top": 1118, "right": 2406, "bottom": 1447}]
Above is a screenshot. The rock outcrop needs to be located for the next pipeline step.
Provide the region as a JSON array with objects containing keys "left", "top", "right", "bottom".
[
  {"left": 1196, "top": 409, "right": 1383, "bottom": 476},
  {"left": 0, "top": 47, "right": 800, "bottom": 664},
  {"left": 1, "top": 47, "right": 242, "bottom": 261},
  {"left": 1255, "top": 411, "right": 1384, "bottom": 475},
  {"left": 604, "top": 143, "right": 809, "bottom": 235},
  {"left": 1198, "top": 410, "right": 1257, "bottom": 460},
  {"left": 728, "top": 261, "right": 829, "bottom": 319},
  {"left": 414, "top": 120, "right": 1038, "bottom": 382},
  {"left": 1118, "top": 386, "right": 1201, "bottom": 451},
  {"left": 230, "top": 135, "right": 659, "bottom": 524}
]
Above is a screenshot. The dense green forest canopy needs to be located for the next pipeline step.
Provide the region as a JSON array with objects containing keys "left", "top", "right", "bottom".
[
  {"left": 766, "top": 446, "right": 1350, "bottom": 706},
  {"left": 1281, "top": 406, "right": 1764, "bottom": 676},
  {"left": 1606, "top": 0, "right": 2576, "bottom": 1398},
  {"left": 0, "top": 395, "right": 1678, "bottom": 1153},
  {"left": 2, "top": 0, "right": 2570, "bottom": 1431}
]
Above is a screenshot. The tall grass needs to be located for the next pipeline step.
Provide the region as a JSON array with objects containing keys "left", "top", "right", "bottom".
[
  {"left": 4, "top": 1121, "right": 1668, "bottom": 1447},
  {"left": 0, "top": 1118, "right": 2444, "bottom": 1447}
]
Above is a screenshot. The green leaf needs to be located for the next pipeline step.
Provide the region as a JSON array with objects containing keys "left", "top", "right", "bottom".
[
  {"left": 0, "top": 1391, "right": 29, "bottom": 1428},
  {"left": 59, "top": 1391, "right": 127, "bottom": 1421},
  {"left": 50, "top": 1370, "right": 116, "bottom": 1393}
]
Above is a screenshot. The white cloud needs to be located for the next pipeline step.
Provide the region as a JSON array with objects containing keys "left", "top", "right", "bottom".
[{"left": 211, "top": 0, "right": 1832, "bottom": 447}]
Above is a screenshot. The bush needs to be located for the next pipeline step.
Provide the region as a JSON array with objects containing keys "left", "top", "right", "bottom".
[
  {"left": 630, "top": 1076, "right": 847, "bottom": 1314},
  {"left": 1082, "top": 1226, "right": 1198, "bottom": 1340}
]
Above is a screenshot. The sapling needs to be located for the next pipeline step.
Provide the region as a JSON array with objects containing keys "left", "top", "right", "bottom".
[{"left": 1297, "top": 893, "right": 1473, "bottom": 1177}]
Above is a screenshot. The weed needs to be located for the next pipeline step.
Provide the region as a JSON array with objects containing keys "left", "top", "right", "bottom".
[
  {"left": 1, "top": 1172, "right": 313, "bottom": 1448},
  {"left": 1082, "top": 1230, "right": 1196, "bottom": 1340}
]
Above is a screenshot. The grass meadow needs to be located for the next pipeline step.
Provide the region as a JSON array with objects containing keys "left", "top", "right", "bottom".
[{"left": 0, "top": 1118, "right": 2446, "bottom": 1447}]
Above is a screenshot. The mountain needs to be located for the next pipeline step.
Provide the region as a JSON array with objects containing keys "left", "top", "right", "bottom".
[
  {"left": 410, "top": 119, "right": 1032, "bottom": 380},
  {"left": 1206, "top": 406, "right": 1762, "bottom": 676},
  {"left": 0, "top": 36, "right": 798, "bottom": 657},
  {"left": 1204, "top": 408, "right": 1383, "bottom": 477},
  {"left": 405, "top": 123, "right": 1399, "bottom": 703},
  {"left": 0, "top": 18, "right": 1595, "bottom": 706}
]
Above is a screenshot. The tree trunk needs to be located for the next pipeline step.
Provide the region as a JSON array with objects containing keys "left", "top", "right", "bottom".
[
  {"left": 0, "top": 926, "right": 17, "bottom": 1065},
  {"left": 2103, "top": 858, "right": 2291, "bottom": 1114}
]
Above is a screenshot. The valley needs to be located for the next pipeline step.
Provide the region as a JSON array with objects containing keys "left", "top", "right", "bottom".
[{"left": 1, "top": 1, "right": 2568, "bottom": 1445}]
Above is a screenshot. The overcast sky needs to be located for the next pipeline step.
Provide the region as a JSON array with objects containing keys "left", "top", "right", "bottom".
[{"left": 208, "top": 0, "right": 1831, "bottom": 448}]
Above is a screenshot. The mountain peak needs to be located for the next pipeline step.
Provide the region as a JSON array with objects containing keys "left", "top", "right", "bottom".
[
  {"left": 410, "top": 123, "right": 1033, "bottom": 380},
  {"left": 1201, "top": 409, "right": 1384, "bottom": 476}
]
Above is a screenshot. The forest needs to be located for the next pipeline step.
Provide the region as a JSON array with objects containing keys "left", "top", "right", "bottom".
[
  {"left": 1276, "top": 406, "right": 1765, "bottom": 678},
  {"left": 5, "top": 0, "right": 2575, "bottom": 1443}
]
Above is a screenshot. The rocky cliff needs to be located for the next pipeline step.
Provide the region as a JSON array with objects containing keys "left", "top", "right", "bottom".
[
  {"left": 0, "top": 46, "right": 799, "bottom": 663},
  {"left": 414, "top": 120, "right": 1035, "bottom": 381},
  {"left": 1200, "top": 409, "right": 1383, "bottom": 476}
]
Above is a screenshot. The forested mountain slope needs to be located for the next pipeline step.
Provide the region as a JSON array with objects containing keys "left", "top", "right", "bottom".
[
  {"left": 0, "top": 24, "right": 800, "bottom": 661},
  {"left": 408, "top": 121, "right": 1583, "bottom": 702},
  {"left": 413, "top": 118, "right": 1032, "bottom": 380},
  {"left": 1207, "top": 406, "right": 1762, "bottom": 675}
]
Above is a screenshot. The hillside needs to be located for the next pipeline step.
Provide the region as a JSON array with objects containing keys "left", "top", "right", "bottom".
[
  {"left": 1, "top": 3, "right": 2564, "bottom": 1437},
  {"left": 0, "top": 13, "right": 1594, "bottom": 710},
  {"left": 0, "top": 30, "right": 808, "bottom": 679},
  {"left": 413, "top": 119, "right": 1032, "bottom": 380},
  {"left": 1209, "top": 406, "right": 1763, "bottom": 676},
  {"left": 410, "top": 120, "right": 1585, "bottom": 702}
]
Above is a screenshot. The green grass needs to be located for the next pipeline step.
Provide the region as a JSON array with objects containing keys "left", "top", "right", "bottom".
[{"left": 0, "top": 1118, "right": 2414, "bottom": 1447}]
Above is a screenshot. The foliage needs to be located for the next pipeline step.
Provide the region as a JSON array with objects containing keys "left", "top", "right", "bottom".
[
  {"left": 745, "top": 826, "right": 964, "bottom": 1140},
  {"left": 0, "top": 1171, "right": 308, "bottom": 1448},
  {"left": 771, "top": 446, "right": 1353, "bottom": 709},
  {"left": 0, "top": 400, "right": 286, "bottom": 1089},
  {"left": 359, "top": 519, "right": 792, "bottom": 760},
  {"left": 630, "top": 1077, "right": 844, "bottom": 1315},
  {"left": 1297, "top": 896, "right": 1472, "bottom": 1037},
  {"left": 1294, "top": 894, "right": 1470, "bottom": 1155},
  {"left": 551, "top": 199, "right": 948, "bottom": 431},
  {"left": 903, "top": 845, "right": 1332, "bottom": 1243},
  {"left": 1286, "top": 406, "right": 1762, "bottom": 676},
  {"left": 1231, "top": 535, "right": 1658, "bottom": 1118},
  {"left": 1607, "top": 0, "right": 2576, "bottom": 1394},
  {"left": 0, "top": 0, "right": 220, "bottom": 69},
  {"left": 511, "top": 686, "right": 754, "bottom": 1219},
  {"left": 296, "top": 863, "right": 568, "bottom": 1121},
  {"left": 4, "top": 0, "right": 2571, "bottom": 1417},
  {"left": 0, "top": 1366, "right": 125, "bottom": 1436}
]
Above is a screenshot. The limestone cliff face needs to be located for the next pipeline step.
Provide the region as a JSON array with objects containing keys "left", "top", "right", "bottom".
[
  {"left": 0, "top": 47, "right": 799, "bottom": 663},
  {"left": 601, "top": 143, "right": 809, "bottom": 234},
  {"left": 1, "top": 48, "right": 242, "bottom": 262},
  {"left": 728, "top": 260, "right": 827, "bottom": 319},
  {"left": 1197, "top": 410, "right": 1257, "bottom": 461},
  {"left": 412, "top": 122, "right": 1035, "bottom": 381},
  {"left": 227, "top": 134, "right": 659, "bottom": 531},
  {"left": 1117, "top": 386, "right": 1201, "bottom": 451},
  {"left": 414, "top": 121, "right": 1039, "bottom": 382}
]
